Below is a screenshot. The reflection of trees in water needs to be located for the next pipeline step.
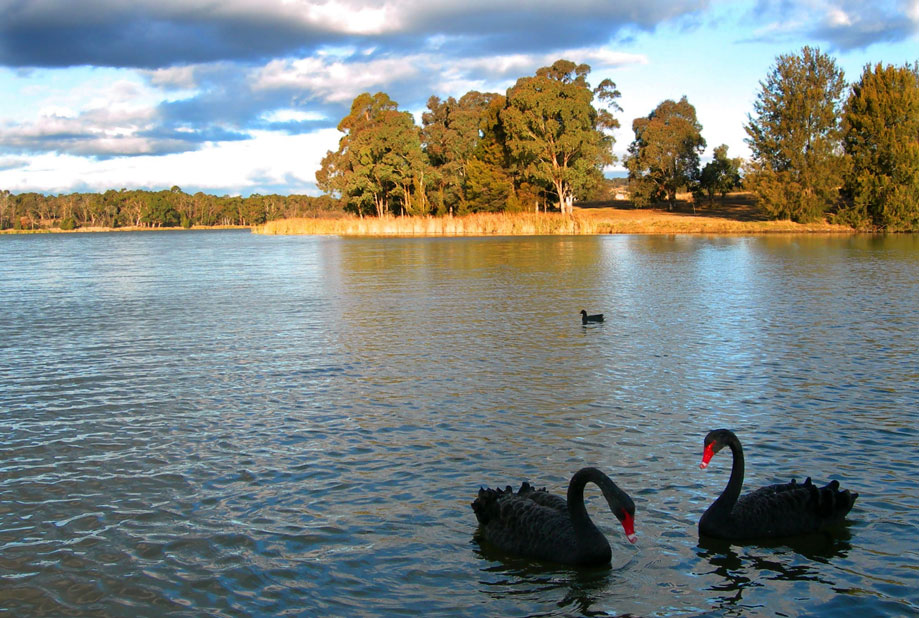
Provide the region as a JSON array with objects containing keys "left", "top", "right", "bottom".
[
  {"left": 696, "top": 530, "right": 853, "bottom": 613},
  {"left": 473, "top": 544, "right": 639, "bottom": 617}
]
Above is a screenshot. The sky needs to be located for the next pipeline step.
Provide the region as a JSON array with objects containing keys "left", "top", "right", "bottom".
[{"left": 0, "top": 0, "right": 917, "bottom": 197}]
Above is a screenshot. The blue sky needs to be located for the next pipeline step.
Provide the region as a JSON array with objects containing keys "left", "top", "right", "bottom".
[{"left": 1, "top": 0, "right": 917, "bottom": 196}]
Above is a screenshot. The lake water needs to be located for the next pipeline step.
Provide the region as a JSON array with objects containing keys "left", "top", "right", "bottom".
[{"left": 1, "top": 230, "right": 918, "bottom": 617}]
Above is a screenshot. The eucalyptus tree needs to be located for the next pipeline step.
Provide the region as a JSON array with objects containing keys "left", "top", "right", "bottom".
[
  {"left": 317, "top": 92, "right": 427, "bottom": 217},
  {"left": 464, "top": 93, "right": 517, "bottom": 213},
  {"left": 744, "top": 46, "right": 847, "bottom": 222},
  {"left": 501, "top": 59, "right": 620, "bottom": 214},
  {"left": 842, "top": 62, "right": 919, "bottom": 230},
  {"left": 421, "top": 91, "right": 499, "bottom": 214},
  {"left": 0, "top": 189, "right": 10, "bottom": 229},
  {"left": 696, "top": 144, "right": 743, "bottom": 204},
  {"left": 625, "top": 96, "right": 706, "bottom": 209}
]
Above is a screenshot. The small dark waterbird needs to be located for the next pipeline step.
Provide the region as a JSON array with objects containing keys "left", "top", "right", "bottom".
[
  {"left": 580, "top": 310, "right": 604, "bottom": 324},
  {"left": 472, "top": 467, "right": 636, "bottom": 567},
  {"left": 698, "top": 429, "right": 858, "bottom": 541}
]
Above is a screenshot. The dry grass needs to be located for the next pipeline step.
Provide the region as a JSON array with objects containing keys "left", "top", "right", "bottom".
[
  {"left": 254, "top": 195, "right": 854, "bottom": 237},
  {"left": 1, "top": 225, "right": 247, "bottom": 235}
]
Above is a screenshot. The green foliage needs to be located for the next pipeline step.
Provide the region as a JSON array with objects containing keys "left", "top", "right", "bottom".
[
  {"left": 59, "top": 217, "right": 77, "bottom": 230},
  {"left": 465, "top": 94, "right": 516, "bottom": 213},
  {"left": 465, "top": 158, "right": 513, "bottom": 214},
  {"left": 695, "top": 144, "right": 743, "bottom": 204},
  {"left": 744, "top": 46, "right": 847, "bottom": 222},
  {"left": 0, "top": 189, "right": 338, "bottom": 229},
  {"left": 841, "top": 62, "right": 919, "bottom": 231},
  {"left": 625, "top": 96, "right": 705, "bottom": 209},
  {"left": 317, "top": 92, "right": 428, "bottom": 217},
  {"left": 501, "top": 60, "right": 619, "bottom": 213},
  {"left": 421, "top": 91, "right": 498, "bottom": 214}
]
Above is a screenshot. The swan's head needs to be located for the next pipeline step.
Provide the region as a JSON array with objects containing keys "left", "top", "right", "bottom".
[
  {"left": 616, "top": 504, "right": 637, "bottom": 544},
  {"left": 700, "top": 428, "right": 735, "bottom": 469}
]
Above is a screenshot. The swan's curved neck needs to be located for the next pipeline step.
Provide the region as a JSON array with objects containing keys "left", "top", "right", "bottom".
[
  {"left": 567, "top": 467, "right": 630, "bottom": 531},
  {"left": 716, "top": 437, "right": 745, "bottom": 511},
  {"left": 567, "top": 469, "right": 595, "bottom": 529}
]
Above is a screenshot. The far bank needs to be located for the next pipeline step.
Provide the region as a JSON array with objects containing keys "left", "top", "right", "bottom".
[{"left": 253, "top": 200, "right": 855, "bottom": 237}]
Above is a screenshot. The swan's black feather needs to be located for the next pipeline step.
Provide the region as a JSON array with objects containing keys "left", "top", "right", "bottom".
[
  {"left": 699, "top": 429, "right": 858, "bottom": 541},
  {"left": 472, "top": 467, "right": 634, "bottom": 566}
]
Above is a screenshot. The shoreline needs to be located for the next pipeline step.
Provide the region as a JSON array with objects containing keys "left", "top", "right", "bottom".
[
  {"left": 2, "top": 196, "right": 863, "bottom": 237},
  {"left": 253, "top": 204, "right": 856, "bottom": 236},
  {"left": 0, "top": 225, "right": 249, "bottom": 235}
]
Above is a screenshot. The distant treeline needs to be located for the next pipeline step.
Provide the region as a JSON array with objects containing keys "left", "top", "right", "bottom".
[
  {"left": 0, "top": 187, "right": 343, "bottom": 230},
  {"left": 318, "top": 51, "right": 919, "bottom": 230}
]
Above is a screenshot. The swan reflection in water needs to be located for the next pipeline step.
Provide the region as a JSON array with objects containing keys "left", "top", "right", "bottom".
[
  {"left": 696, "top": 531, "right": 854, "bottom": 613},
  {"left": 473, "top": 546, "right": 638, "bottom": 617}
]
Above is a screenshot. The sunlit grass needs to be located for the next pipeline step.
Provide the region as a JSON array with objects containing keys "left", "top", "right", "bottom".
[{"left": 253, "top": 209, "right": 853, "bottom": 236}]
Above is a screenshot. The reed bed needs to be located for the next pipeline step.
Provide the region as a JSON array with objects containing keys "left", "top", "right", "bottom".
[{"left": 252, "top": 210, "right": 853, "bottom": 236}]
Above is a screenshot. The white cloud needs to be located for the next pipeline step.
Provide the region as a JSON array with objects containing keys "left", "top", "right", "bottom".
[
  {"left": 0, "top": 128, "right": 340, "bottom": 195},
  {"left": 261, "top": 109, "right": 327, "bottom": 123},
  {"left": 253, "top": 55, "right": 422, "bottom": 102},
  {"left": 145, "top": 66, "right": 200, "bottom": 90}
]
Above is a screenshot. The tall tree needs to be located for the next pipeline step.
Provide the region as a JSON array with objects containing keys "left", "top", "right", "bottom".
[
  {"left": 744, "top": 46, "right": 847, "bottom": 222},
  {"left": 695, "top": 144, "right": 743, "bottom": 204},
  {"left": 422, "top": 91, "right": 498, "bottom": 214},
  {"left": 0, "top": 189, "right": 9, "bottom": 229},
  {"left": 501, "top": 59, "right": 619, "bottom": 214},
  {"left": 317, "top": 92, "right": 427, "bottom": 217},
  {"left": 841, "top": 62, "right": 919, "bottom": 231},
  {"left": 625, "top": 96, "right": 706, "bottom": 209}
]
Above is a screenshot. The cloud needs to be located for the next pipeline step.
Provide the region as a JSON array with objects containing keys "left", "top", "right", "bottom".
[
  {"left": 748, "top": 0, "right": 919, "bottom": 50},
  {"left": 0, "top": 128, "right": 341, "bottom": 195},
  {"left": 0, "top": 0, "right": 698, "bottom": 168},
  {"left": 0, "top": 155, "right": 28, "bottom": 171},
  {"left": 253, "top": 54, "right": 423, "bottom": 103},
  {"left": 0, "top": 0, "right": 707, "bottom": 69}
]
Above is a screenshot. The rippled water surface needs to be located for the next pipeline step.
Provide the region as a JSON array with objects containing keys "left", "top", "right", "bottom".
[{"left": 2, "top": 230, "right": 918, "bottom": 616}]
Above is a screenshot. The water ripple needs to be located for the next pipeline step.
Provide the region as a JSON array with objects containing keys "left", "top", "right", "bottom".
[{"left": 1, "top": 232, "right": 918, "bottom": 616}]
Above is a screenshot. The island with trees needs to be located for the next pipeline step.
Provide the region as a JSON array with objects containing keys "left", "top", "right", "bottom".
[{"left": 3, "top": 48, "right": 918, "bottom": 235}]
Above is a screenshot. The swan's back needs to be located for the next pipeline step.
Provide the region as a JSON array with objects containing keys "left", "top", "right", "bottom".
[
  {"left": 472, "top": 482, "right": 609, "bottom": 566},
  {"left": 701, "top": 477, "right": 858, "bottom": 539}
]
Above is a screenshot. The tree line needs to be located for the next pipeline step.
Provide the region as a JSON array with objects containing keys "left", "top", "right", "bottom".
[
  {"left": 0, "top": 186, "right": 341, "bottom": 230},
  {"left": 318, "top": 50, "right": 919, "bottom": 230},
  {"left": 3, "top": 49, "right": 917, "bottom": 232},
  {"left": 317, "top": 59, "right": 623, "bottom": 218},
  {"left": 746, "top": 48, "right": 919, "bottom": 231}
]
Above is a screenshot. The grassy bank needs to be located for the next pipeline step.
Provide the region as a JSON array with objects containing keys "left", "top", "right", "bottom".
[
  {"left": 253, "top": 196, "right": 854, "bottom": 236},
  {"left": 0, "top": 225, "right": 248, "bottom": 235}
]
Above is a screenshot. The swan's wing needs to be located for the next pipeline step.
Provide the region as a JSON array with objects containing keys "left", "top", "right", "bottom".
[
  {"left": 472, "top": 484, "right": 573, "bottom": 558},
  {"left": 733, "top": 477, "right": 858, "bottom": 537},
  {"left": 517, "top": 483, "right": 568, "bottom": 513}
]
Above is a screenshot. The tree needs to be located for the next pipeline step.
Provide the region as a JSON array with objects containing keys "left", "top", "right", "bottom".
[
  {"left": 625, "top": 96, "right": 706, "bottom": 210},
  {"left": 841, "top": 62, "right": 919, "bottom": 231},
  {"left": 317, "top": 92, "right": 427, "bottom": 217},
  {"left": 501, "top": 59, "right": 619, "bottom": 214},
  {"left": 695, "top": 144, "right": 743, "bottom": 205},
  {"left": 744, "top": 46, "right": 847, "bottom": 222},
  {"left": 421, "top": 91, "right": 497, "bottom": 214},
  {"left": 0, "top": 189, "right": 9, "bottom": 229}
]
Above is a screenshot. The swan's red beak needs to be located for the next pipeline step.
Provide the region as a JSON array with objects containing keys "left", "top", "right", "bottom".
[
  {"left": 700, "top": 443, "right": 715, "bottom": 470},
  {"left": 621, "top": 511, "right": 637, "bottom": 544}
]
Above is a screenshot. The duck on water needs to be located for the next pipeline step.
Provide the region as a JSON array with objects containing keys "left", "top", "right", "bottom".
[{"left": 472, "top": 467, "right": 636, "bottom": 567}]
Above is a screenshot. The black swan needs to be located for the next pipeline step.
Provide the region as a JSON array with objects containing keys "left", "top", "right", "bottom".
[
  {"left": 698, "top": 428, "right": 858, "bottom": 540},
  {"left": 472, "top": 467, "right": 636, "bottom": 566},
  {"left": 580, "top": 310, "right": 604, "bottom": 324}
]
